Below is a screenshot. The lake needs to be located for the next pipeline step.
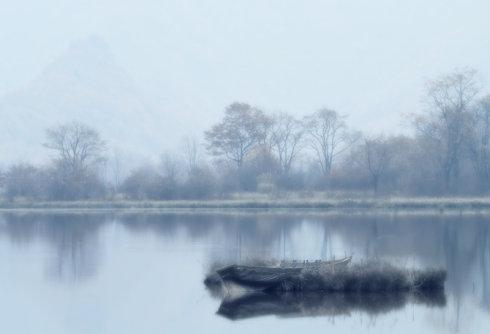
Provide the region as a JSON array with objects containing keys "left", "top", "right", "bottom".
[{"left": 0, "top": 211, "right": 489, "bottom": 333}]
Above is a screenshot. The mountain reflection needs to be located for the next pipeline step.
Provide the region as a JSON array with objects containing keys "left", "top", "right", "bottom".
[{"left": 215, "top": 290, "right": 446, "bottom": 320}]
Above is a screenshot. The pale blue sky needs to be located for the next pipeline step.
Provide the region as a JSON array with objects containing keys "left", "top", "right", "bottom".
[{"left": 1, "top": 0, "right": 489, "bottom": 136}]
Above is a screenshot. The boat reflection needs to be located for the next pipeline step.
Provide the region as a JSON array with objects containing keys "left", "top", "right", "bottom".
[{"left": 215, "top": 290, "right": 446, "bottom": 320}]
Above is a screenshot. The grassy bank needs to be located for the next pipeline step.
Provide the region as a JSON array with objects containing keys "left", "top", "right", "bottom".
[{"left": 3, "top": 196, "right": 490, "bottom": 213}]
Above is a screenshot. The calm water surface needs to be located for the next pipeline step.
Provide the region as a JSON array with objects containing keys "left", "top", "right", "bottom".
[{"left": 0, "top": 212, "right": 489, "bottom": 333}]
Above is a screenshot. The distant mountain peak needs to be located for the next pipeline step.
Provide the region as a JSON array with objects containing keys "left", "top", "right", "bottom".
[
  {"left": 33, "top": 35, "right": 128, "bottom": 89},
  {"left": 0, "top": 36, "right": 165, "bottom": 164},
  {"left": 62, "top": 35, "right": 114, "bottom": 64}
]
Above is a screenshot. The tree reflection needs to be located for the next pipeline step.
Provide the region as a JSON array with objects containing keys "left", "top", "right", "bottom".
[
  {"left": 0, "top": 213, "right": 106, "bottom": 282},
  {"left": 1, "top": 210, "right": 490, "bottom": 311}
]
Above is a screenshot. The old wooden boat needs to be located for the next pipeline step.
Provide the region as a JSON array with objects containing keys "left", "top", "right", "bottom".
[
  {"left": 217, "top": 265, "right": 302, "bottom": 289},
  {"left": 216, "top": 257, "right": 352, "bottom": 290}
]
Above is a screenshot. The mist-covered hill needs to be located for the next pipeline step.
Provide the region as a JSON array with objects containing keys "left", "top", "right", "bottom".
[{"left": 0, "top": 36, "right": 168, "bottom": 164}]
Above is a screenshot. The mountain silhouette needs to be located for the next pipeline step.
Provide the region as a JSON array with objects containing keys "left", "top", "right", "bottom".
[{"left": 0, "top": 35, "right": 166, "bottom": 163}]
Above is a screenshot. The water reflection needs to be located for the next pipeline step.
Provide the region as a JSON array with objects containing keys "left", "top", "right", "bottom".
[
  {"left": 216, "top": 290, "right": 446, "bottom": 320},
  {"left": 0, "top": 213, "right": 105, "bottom": 282},
  {"left": 0, "top": 211, "right": 489, "bottom": 331}
]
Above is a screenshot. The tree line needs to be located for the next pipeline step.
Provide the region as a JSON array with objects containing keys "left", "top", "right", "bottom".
[{"left": 2, "top": 68, "right": 490, "bottom": 200}]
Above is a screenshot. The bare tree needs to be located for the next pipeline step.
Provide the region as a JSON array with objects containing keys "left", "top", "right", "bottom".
[
  {"left": 363, "top": 136, "right": 393, "bottom": 194},
  {"left": 160, "top": 152, "right": 180, "bottom": 180},
  {"left": 182, "top": 136, "right": 200, "bottom": 173},
  {"left": 269, "top": 112, "right": 304, "bottom": 174},
  {"left": 109, "top": 149, "right": 125, "bottom": 191},
  {"left": 205, "top": 102, "right": 272, "bottom": 167},
  {"left": 160, "top": 152, "right": 183, "bottom": 199},
  {"left": 303, "top": 108, "right": 353, "bottom": 176},
  {"left": 414, "top": 68, "right": 480, "bottom": 191},
  {"left": 120, "top": 166, "right": 163, "bottom": 200},
  {"left": 468, "top": 95, "right": 490, "bottom": 191},
  {"left": 3, "top": 163, "right": 44, "bottom": 199},
  {"left": 44, "top": 121, "right": 106, "bottom": 176},
  {"left": 43, "top": 121, "right": 106, "bottom": 199}
]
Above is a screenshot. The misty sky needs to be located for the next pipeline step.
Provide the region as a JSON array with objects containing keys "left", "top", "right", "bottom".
[{"left": 1, "top": 0, "right": 490, "bottom": 137}]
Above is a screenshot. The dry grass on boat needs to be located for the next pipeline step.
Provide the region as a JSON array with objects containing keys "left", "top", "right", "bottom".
[
  {"left": 276, "top": 261, "right": 446, "bottom": 292},
  {"left": 205, "top": 260, "right": 446, "bottom": 293}
]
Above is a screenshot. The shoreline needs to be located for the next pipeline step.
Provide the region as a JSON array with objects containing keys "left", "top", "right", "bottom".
[{"left": 3, "top": 197, "right": 490, "bottom": 214}]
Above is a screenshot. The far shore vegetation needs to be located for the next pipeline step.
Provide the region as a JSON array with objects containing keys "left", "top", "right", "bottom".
[
  {"left": 3, "top": 69, "right": 490, "bottom": 205},
  {"left": 4, "top": 193, "right": 490, "bottom": 213}
]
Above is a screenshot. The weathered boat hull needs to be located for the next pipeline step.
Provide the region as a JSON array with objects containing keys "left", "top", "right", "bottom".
[
  {"left": 212, "top": 259, "right": 446, "bottom": 293},
  {"left": 216, "top": 257, "right": 352, "bottom": 290},
  {"left": 216, "top": 265, "right": 302, "bottom": 289}
]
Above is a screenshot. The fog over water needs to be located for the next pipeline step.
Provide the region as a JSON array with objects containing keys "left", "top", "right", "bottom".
[{"left": 0, "top": 212, "right": 489, "bottom": 333}]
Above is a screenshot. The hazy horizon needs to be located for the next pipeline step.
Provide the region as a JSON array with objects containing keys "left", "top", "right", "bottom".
[{"left": 1, "top": 0, "right": 490, "bottom": 164}]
